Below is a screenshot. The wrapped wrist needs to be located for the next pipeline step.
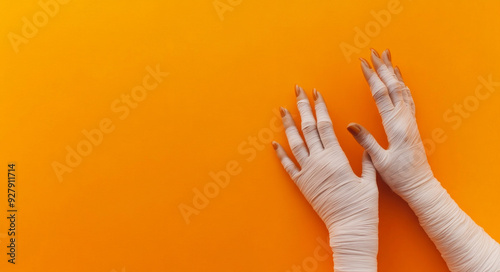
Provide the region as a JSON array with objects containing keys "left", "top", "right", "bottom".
[{"left": 329, "top": 225, "right": 378, "bottom": 271}]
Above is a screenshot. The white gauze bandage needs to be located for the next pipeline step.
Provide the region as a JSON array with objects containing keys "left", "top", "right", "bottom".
[
  {"left": 274, "top": 86, "right": 378, "bottom": 272},
  {"left": 350, "top": 50, "right": 500, "bottom": 272}
]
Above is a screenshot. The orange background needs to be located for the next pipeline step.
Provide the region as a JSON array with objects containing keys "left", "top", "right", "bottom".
[{"left": 1, "top": 0, "right": 500, "bottom": 271}]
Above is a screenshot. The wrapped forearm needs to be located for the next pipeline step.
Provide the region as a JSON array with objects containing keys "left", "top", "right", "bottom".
[
  {"left": 329, "top": 214, "right": 378, "bottom": 271},
  {"left": 402, "top": 178, "right": 500, "bottom": 272}
]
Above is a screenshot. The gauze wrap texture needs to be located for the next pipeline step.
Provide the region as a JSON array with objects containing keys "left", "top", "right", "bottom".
[
  {"left": 275, "top": 89, "right": 378, "bottom": 272},
  {"left": 354, "top": 53, "right": 500, "bottom": 272}
]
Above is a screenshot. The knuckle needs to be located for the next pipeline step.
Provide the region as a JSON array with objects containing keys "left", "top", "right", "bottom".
[
  {"left": 317, "top": 121, "right": 332, "bottom": 131},
  {"left": 301, "top": 121, "right": 317, "bottom": 132},
  {"left": 372, "top": 87, "right": 388, "bottom": 101}
]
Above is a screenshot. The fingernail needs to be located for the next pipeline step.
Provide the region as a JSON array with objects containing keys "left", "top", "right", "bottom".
[
  {"left": 395, "top": 66, "right": 401, "bottom": 75},
  {"left": 295, "top": 85, "right": 300, "bottom": 97},
  {"left": 279, "top": 107, "right": 287, "bottom": 117},
  {"left": 347, "top": 124, "right": 361, "bottom": 136},
  {"left": 386, "top": 49, "right": 392, "bottom": 61},
  {"left": 313, "top": 88, "right": 318, "bottom": 100},
  {"left": 359, "top": 58, "right": 371, "bottom": 69},
  {"left": 272, "top": 141, "right": 278, "bottom": 150},
  {"left": 370, "top": 49, "right": 384, "bottom": 68}
]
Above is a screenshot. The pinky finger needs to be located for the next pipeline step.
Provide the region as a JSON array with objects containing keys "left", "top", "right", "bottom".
[
  {"left": 272, "top": 141, "right": 299, "bottom": 178},
  {"left": 394, "top": 66, "right": 416, "bottom": 115},
  {"left": 394, "top": 65, "right": 404, "bottom": 82}
]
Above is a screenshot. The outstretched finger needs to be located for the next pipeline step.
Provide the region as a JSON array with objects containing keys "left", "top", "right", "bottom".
[
  {"left": 272, "top": 141, "right": 299, "bottom": 178},
  {"left": 395, "top": 66, "right": 416, "bottom": 116},
  {"left": 281, "top": 106, "right": 308, "bottom": 165},
  {"left": 360, "top": 58, "right": 394, "bottom": 117},
  {"left": 313, "top": 89, "right": 339, "bottom": 149},
  {"left": 296, "top": 85, "right": 323, "bottom": 154},
  {"left": 371, "top": 49, "right": 404, "bottom": 107}
]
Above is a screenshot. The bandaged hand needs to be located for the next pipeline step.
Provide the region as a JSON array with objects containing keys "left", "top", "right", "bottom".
[
  {"left": 349, "top": 49, "right": 500, "bottom": 272},
  {"left": 347, "top": 49, "right": 432, "bottom": 198},
  {"left": 273, "top": 86, "right": 378, "bottom": 272}
]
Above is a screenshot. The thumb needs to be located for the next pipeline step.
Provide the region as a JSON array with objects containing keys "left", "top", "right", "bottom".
[
  {"left": 347, "top": 123, "right": 385, "bottom": 162},
  {"left": 361, "top": 151, "right": 376, "bottom": 181}
]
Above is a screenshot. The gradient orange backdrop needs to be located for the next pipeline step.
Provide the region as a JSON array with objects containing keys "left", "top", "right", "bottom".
[{"left": 1, "top": 0, "right": 500, "bottom": 271}]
